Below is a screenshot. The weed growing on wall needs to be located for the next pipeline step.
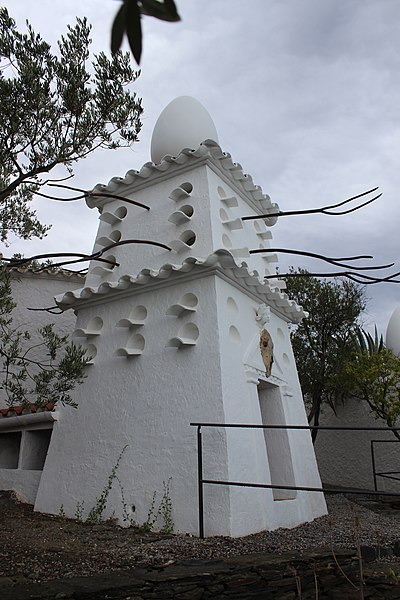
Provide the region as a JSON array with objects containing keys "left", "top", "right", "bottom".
[
  {"left": 66, "top": 445, "right": 173, "bottom": 533},
  {"left": 85, "top": 446, "right": 128, "bottom": 524},
  {"left": 75, "top": 501, "right": 85, "bottom": 521},
  {"left": 116, "top": 475, "right": 137, "bottom": 527},
  {"left": 142, "top": 478, "right": 174, "bottom": 534}
]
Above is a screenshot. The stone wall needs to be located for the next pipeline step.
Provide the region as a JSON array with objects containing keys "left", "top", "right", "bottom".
[{"left": 2, "top": 550, "right": 400, "bottom": 600}]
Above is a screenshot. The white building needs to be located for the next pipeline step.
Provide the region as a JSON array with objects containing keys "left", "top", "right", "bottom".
[
  {"left": 0, "top": 267, "right": 84, "bottom": 504},
  {"left": 1, "top": 97, "right": 327, "bottom": 535}
]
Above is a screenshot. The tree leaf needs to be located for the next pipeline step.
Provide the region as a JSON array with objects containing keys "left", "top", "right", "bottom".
[
  {"left": 126, "top": 0, "right": 142, "bottom": 65},
  {"left": 111, "top": 3, "right": 127, "bottom": 55},
  {"left": 140, "top": 0, "right": 181, "bottom": 22}
]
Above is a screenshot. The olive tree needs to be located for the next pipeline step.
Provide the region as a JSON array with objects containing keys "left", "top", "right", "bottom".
[
  {"left": 0, "top": 7, "right": 142, "bottom": 242},
  {"left": 0, "top": 268, "right": 89, "bottom": 409},
  {"left": 285, "top": 268, "right": 366, "bottom": 442},
  {"left": 344, "top": 329, "right": 400, "bottom": 440}
]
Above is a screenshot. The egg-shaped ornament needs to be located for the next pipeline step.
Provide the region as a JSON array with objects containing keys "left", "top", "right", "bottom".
[
  {"left": 386, "top": 305, "right": 400, "bottom": 356},
  {"left": 151, "top": 96, "right": 219, "bottom": 164}
]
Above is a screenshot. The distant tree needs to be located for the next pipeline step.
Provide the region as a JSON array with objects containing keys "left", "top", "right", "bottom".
[
  {"left": 344, "top": 328, "right": 400, "bottom": 440},
  {"left": 284, "top": 268, "right": 366, "bottom": 442},
  {"left": 0, "top": 267, "right": 89, "bottom": 409},
  {"left": 0, "top": 7, "right": 143, "bottom": 242}
]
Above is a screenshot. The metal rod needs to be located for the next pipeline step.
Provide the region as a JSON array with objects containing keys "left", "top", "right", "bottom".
[
  {"left": 201, "top": 479, "right": 400, "bottom": 497},
  {"left": 371, "top": 440, "right": 378, "bottom": 492},
  {"left": 190, "top": 422, "right": 400, "bottom": 432},
  {"left": 375, "top": 474, "right": 400, "bottom": 482},
  {"left": 197, "top": 426, "right": 204, "bottom": 539}
]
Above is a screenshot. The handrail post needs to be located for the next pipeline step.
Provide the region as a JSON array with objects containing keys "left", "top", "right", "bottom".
[
  {"left": 371, "top": 440, "right": 378, "bottom": 492},
  {"left": 197, "top": 425, "right": 204, "bottom": 538}
]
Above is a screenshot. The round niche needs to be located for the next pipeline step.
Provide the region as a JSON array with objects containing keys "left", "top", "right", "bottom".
[
  {"left": 99, "top": 206, "right": 127, "bottom": 225},
  {"left": 229, "top": 325, "right": 241, "bottom": 344},
  {"left": 222, "top": 234, "right": 232, "bottom": 249},
  {"left": 180, "top": 230, "right": 196, "bottom": 246},
  {"left": 217, "top": 186, "right": 226, "bottom": 198},
  {"left": 219, "top": 208, "right": 229, "bottom": 221},
  {"left": 85, "top": 344, "right": 97, "bottom": 364},
  {"left": 166, "top": 322, "right": 199, "bottom": 348},
  {"left": 75, "top": 316, "right": 103, "bottom": 337},
  {"left": 277, "top": 328, "right": 285, "bottom": 341},
  {"left": 227, "top": 297, "right": 238, "bottom": 313}
]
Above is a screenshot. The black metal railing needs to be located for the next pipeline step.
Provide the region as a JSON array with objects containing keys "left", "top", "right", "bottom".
[
  {"left": 190, "top": 422, "right": 400, "bottom": 538},
  {"left": 371, "top": 438, "right": 400, "bottom": 491}
]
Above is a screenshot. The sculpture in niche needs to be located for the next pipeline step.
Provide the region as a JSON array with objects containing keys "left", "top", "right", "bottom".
[
  {"left": 259, "top": 329, "right": 274, "bottom": 378},
  {"left": 257, "top": 304, "right": 273, "bottom": 377},
  {"left": 256, "top": 303, "right": 271, "bottom": 327}
]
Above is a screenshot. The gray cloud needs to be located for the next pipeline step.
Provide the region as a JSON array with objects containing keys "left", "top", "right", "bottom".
[{"left": 4, "top": 0, "right": 400, "bottom": 334}]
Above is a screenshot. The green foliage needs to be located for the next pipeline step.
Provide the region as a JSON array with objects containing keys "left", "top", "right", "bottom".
[
  {"left": 351, "top": 325, "right": 384, "bottom": 356},
  {"left": 75, "top": 500, "right": 85, "bottom": 521},
  {"left": 85, "top": 446, "right": 128, "bottom": 524},
  {"left": 142, "top": 478, "right": 174, "bottom": 533},
  {"left": 0, "top": 267, "right": 90, "bottom": 408},
  {"left": 344, "top": 347, "right": 400, "bottom": 440},
  {"left": 285, "top": 268, "right": 366, "bottom": 441},
  {"left": 0, "top": 8, "right": 142, "bottom": 242}
]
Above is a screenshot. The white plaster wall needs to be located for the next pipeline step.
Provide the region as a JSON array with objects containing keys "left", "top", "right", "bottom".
[
  {"left": 315, "top": 400, "right": 400, "bottom": 493},
  {"left": 0, "top": 270, "right": 83, "bottom": 406},
  {"left": 0, "top": 270, "right": 83, "bottom": 501},
  {"left": 214, "top": 277, "right": 327, "bottom": 535},
  {"left": 206, "top": 168, "right": 278, "bottom": 280},
  {"left": 85, "top": 165, "right": 214, "bottom": 288},
  {"left": 35, "top": 275, "right": 233, "bottom": 535},
  {"left": 9, "top": 270, "right": 82, "bottom": 334},
  {"left": 85, "top": 163, "right": 281, "bottom": 292},
  {"left": 0, "top": 469, "right": 42, "bottom": 504}
]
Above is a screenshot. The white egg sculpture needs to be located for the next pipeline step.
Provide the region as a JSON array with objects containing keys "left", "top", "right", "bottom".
[
  {"left": 386, "top": 305, "right": 400, "bottom": 356},
  {"left": 151, "top": 96, "right": 219, "bottom": 164}
]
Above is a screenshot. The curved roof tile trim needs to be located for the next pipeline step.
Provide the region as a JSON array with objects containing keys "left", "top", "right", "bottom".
[
  {"left": 87, "top": 140, "right": 279, "bottom": 222},
  {"left": 56, "top": 250, "right": 305, "bottom": 323}
]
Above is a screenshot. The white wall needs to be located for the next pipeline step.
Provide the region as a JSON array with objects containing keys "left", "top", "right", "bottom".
[{"left": 315, "top": 399, "right": 400, "bottom": 492}]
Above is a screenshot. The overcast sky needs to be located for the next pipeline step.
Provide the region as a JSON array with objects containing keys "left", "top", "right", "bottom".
[{"left": 4, "top": 0, "right": 400, "bottom": 335}]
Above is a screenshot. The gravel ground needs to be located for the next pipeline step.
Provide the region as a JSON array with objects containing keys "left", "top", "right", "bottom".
[{"left": 0, "top": 491, "right": 399, "bottom": 584}]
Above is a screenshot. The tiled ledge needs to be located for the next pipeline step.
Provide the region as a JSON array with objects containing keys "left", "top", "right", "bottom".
[{"left": 0, "top": 410, "right": 59, "bottom": 433}]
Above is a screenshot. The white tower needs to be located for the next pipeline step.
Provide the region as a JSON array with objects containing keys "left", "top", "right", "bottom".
[{"left": 35, "top": 97, "right": 326, "bottom": 535}]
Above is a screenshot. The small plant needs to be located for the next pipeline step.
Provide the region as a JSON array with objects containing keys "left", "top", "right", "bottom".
[
  {"left": 85, "top": 446, "right": 127, "bottom": 524},
  {"left": 160, "top": 479, "right": 174, "bottom": 534},
  {"left": 142, "top": 490, "right": 159, "bottom": 532},
  {"left": 58, "top": 504, "right": 66, "bottom": 518},
  {"left": 75, "top": 500, "right": 85, "bottom": 521},
  {"left": 116, "top": 475, "right": 137, "bottom": 527},
  {"left": 142, "top": 478, "right": 174, "bottom": 534}
]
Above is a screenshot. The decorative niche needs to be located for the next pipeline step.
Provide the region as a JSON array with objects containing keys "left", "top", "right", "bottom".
[
  {"left": 221, "top": 217, "right": 243, "bottom": 231},
  {"left": 75, "top": 316, "right": 103, "bottom": 338},
  {"left": 166, "top": 323, "right": 199, "bottom": 348},
  {"left": 217, "top": 185, "right": 238, "bottom": 208},
  {"left": 85, "top": 344, "right": 97, "bottom": 365},
  {"left": 262, "top": 253, "right": 278, "bottom": 264},
  {"left": 169, "top": 230, "right": 196, "bottom": 253},
  {"left": 166, "top": 293, "right": 198, "bottom": 317},
  {"left": 169, "top": 182, "right": 193, "bottom": 202},
  {"left": 253, "top": 221, "right": 272, "bottom": 240},
  {"left": 91, "top": 254, "right": 117, "bottom": 276},
  {"left": 96, "top": 229, "right": 122, "bottom": 247},
  {"left": 99, "top": 206, "right": 128, "bottom": 225},
  {"left": 115, "top": 333, "right": 145, "bottom": 357},
  {"left": 116, "top": 305, "right": 147, "bottom": 327},
  {"left": 168, "top": 205, "right": 194, "bottom": 225}
]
